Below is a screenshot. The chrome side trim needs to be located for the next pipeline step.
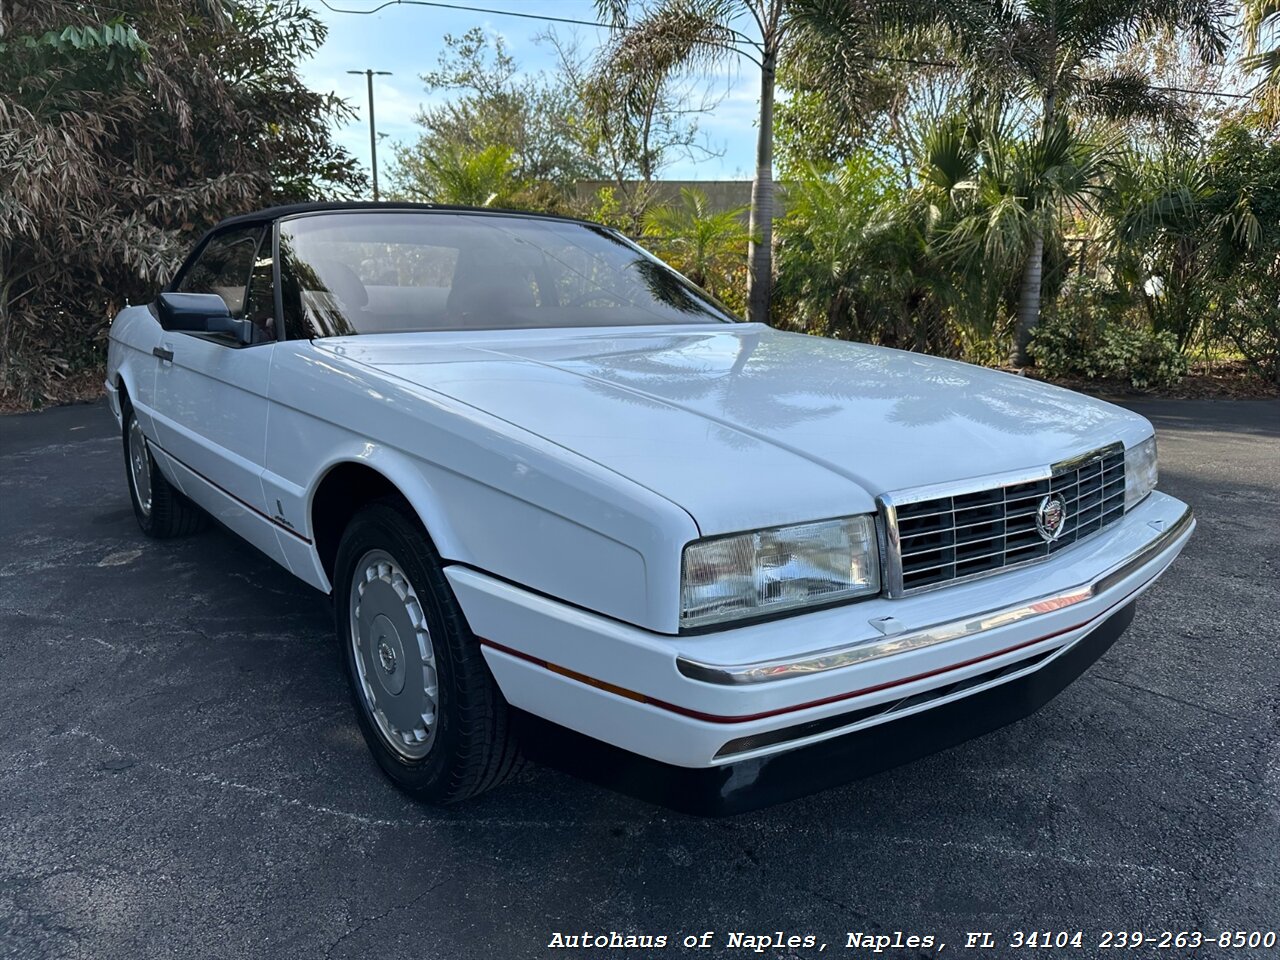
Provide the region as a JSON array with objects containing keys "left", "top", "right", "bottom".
[
  {"left": 1093, "top": 507, "right": 1193, "bottom": 595},
  {"left": 878, "top": 443, "right": 1125, "bottom": 510},
  {"left": 1052, "top": 441, "right": 1125, "bottom": 475},
  {"left": 676, "top": 506, "right": 1193, "bottom": 686}
]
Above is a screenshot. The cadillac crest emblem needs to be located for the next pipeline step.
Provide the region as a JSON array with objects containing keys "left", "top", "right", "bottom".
[{"left": 1035, "top": 494, "right": 1068, "bottom": 542}]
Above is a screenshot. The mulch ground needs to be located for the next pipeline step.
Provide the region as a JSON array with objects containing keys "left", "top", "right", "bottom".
[
  {"left": 1015, "top": 358, "right": 1279, "bottom": 401},
  {"left": 0, "top": 369, "right": 107, "bottom": 416}
]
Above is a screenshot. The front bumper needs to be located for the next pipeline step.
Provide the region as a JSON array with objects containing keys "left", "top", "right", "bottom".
[
  {"left": 514, "top": 600, "right": 1136, "bottom": 815},
  {"left": 448, "top": 491, "right": 1192, "bottom": 771}
]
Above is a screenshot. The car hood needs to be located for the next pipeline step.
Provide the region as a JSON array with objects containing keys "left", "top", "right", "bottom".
[{"left": 318, "top": 324, "right": 1152, "bottom": 536}]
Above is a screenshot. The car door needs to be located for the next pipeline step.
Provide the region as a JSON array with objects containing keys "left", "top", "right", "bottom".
[{"left": 149, "top": 224, "right": 289, "bottom": 566}]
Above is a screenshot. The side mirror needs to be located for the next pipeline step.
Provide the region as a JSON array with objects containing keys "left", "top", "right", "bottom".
[{"left": 156, "top": 292, "right": 252, "bottom": 344}]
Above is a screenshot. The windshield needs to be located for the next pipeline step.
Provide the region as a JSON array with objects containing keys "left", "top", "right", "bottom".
[{"left": 277, "top": 211, "right": 739, "bottom": 337}]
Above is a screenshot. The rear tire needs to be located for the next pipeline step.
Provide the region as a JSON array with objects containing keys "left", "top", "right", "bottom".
[
  {"left": 335, "top": 497, "right": 522, "bottom": 802},
  {"left": 121, "top": 399, "right": 206, "bottom": 539}
]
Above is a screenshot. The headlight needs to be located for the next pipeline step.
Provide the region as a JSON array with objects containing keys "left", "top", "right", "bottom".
[
  {"left": 680, "top": 516, "right": 880, "bottom": 629},
  {"left": 1125, "top": 434, "right": 1158, "bottom": 510}
]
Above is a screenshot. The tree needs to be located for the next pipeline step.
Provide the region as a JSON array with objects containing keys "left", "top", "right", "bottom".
[
  {"left": 389, "top": 28, "right": 607, "bottom": 203},
  {"left": 405, "top": 144, "right": 527, "bottom": 207},
  {"left": 0, "top": 0, "right": 363, "bottom": 404},
  {"left": 918, "top": 109, "right": 1111, "bottom": 357},
  {"left": 775, "top": 19, "right": 964, "bottom": 188},
  {"left": 773, "top": 110, "right": 1109, "bottom": 359},
  {"left": 552, "top": 29, "right": 721, "bottom": 229},
  {"left": 596, "top": 0, "right": 881, "bottom": 326},
  {"left": 1050, "top": 123, "right": 1280, "bottom": 385},
  {"left": 1099, "top": 147, "right": 1214, "bottom": 349},
  {"left": 1242, "top": 0, "right": 1280, "bottom": 125},
  {"left": 903, "top": 0, "right": 1230, "bottom": 364},
  {"left": 643, "top": 187, "right": 750, "bottom": 302},
  {"left": 773, "top": 153, "right": 917, "bottom": 344},
  {"left": 390, "top": 27, "right": 714, "bottom": 224},
  {"left": 1178, "top": 123, "right": 1278, "bottom": 382}
]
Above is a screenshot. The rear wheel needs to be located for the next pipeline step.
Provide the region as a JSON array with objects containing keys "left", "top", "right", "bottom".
[
  {"left": 121, "top": 399, "right": 205, "bottom": 538},
  {"left": 335, "top": 498, "right": 521, "bottom": 802}
]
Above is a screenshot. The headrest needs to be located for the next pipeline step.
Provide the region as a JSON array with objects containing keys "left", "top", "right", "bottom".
[{"left": 309, "top": 258, "right": 368, "bottom": 309}]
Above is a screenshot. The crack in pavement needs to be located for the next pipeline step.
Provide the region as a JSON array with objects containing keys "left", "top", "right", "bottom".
[
  {"left": 1092, "top": 672, "right": 1242, "bottom": 721},
  {"left": 873, "top": 833, "right": 1189, "bottom": 878},
  {"left": 322, "top": 875, "right": 451, "bottom": 960},
  {"left": 58, "top": 727, "right": 615, "bottom": 832}
]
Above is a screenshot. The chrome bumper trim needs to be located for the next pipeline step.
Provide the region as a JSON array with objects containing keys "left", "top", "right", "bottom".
[{"left": 676, "top": 506, "right": 1194, "bottom": 686}]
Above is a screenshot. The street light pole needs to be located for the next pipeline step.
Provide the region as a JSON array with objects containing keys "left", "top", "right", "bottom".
[{"left": 348, "top": 69, "right": 392, "bottom": 201}]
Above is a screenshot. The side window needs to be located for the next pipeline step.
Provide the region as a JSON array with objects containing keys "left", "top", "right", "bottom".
[
  {"left": 177, "top": 227, "right": 263, "bottom": 317},
  {"left": 280, "top": 232, "right": 360, "bottom": 340},
  {"left": 242, "top": 243, "right": 278, "bottom": 343}
]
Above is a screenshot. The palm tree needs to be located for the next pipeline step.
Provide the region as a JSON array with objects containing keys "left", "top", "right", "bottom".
[
  {"left": 912, "top": 109, "right": 1112, "bottom": 356},
  {"left": 642, "top": 187, "right": 750, "bottom": 299},
  {"left": 908, "top": 0, "right": 1229, "bottom": 364},
  {"left": 772, "top": 154, "right": 917, "bottom": 344},
  {"left": 1243, "top": 0, "right": 1280, "bottom": 121},
  {"left": 1099, "top": 140, "right": 1266, "bottom": 352},
  {"left": 1100, "top": 148, "right": 1211, "bottom": 348},
  {"left": 596, "top": 0, "right": 879, "bottom": 327},
  {"left": 402, "top": 144, "right": 528, "bottom": 207}
]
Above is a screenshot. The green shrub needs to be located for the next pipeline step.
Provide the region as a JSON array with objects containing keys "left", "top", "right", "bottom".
[
  {"left": 1095, "top": 325, "right": 1189, "bottom": 388},
  {"left": 1210, "top": 269, "right": 1280, "bottom": 386},
  {"left": 1031, "top": 281, "right": 1188, "bottom": 389},
  {"left": 1028, "top": 280, "right": 1110, "bottom": 379}
]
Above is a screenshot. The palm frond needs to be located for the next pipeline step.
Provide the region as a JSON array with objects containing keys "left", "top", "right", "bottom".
[
  {"left": 603, "top": 0, "right": 742, "bottom": 85},
  {"left": 595, "top": 0, "right": 634, "bottom": 29},
  {"left": 1243, "top": 46, "right": 1280, "bottom": 86},
  {"left": 1073, "top": 69, "right": 1186, "bottom": 128},
  {"left": 641, "top": 186, "right": 750, "bottom": 293},
  {"left": 918, "top": 114, "right": 977, "bottom": 192},
  {"left": 783, "top": 0, "right": 877, "bottom": 117}
]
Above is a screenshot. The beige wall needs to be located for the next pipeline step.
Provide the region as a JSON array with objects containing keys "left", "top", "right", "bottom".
[{"left": 574, "top": 180, "right": 768, "bottom": 217}]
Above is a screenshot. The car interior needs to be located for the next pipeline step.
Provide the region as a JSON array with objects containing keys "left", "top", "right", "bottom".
[{"left": 280, "top": 212, "right": 733, "bottom": 336}]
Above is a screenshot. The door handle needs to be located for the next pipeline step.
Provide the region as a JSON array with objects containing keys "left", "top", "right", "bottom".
[{"left": 152, "top": 346, "right": 174, "bottom": 362}]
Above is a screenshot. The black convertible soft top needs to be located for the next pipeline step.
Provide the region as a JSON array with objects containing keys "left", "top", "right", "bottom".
[
  {"left": 211, "top": 201, "right": 598, "bottom": 232},
  {"left": 168, "top": 202, "right": 608, "bottom": 291}
]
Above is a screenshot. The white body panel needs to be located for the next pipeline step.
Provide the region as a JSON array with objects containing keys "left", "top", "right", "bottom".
[
  {"left": 259, "top": 340, "right": 697, "bottom": 627},
  {"left": 105, "top": 306, "right": 161, "bottom": 434},
  {"left": 107, "top": 273, "right": 1191, "bottom": 768},
  {"left": 317, "top": 325, "right": 1154, "bottom": 537},
  {"left": 454, "top": 492, "right": 1190, "bottom": 766},
  {"left": 150, "top": 334, "right": 292, "bottom": 569}
]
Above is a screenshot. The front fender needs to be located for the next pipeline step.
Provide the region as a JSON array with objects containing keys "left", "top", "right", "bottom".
[
  {"left": 263, "top": 342, "right": 699, "bottom": 631},
  {"left": 106, "top": 305, "right": 162, "bottom": 434}
]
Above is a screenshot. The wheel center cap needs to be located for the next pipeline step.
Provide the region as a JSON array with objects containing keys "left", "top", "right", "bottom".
[{"left": 368, "top": 613, "right": 406, "bottom": 696}]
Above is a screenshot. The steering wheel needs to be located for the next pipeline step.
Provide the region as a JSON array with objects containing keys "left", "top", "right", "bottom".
[{"left": 565, "top": 290, "right": 631, "bottom": 308}]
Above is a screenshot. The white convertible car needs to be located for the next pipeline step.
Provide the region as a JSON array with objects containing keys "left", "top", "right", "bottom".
[{"left": 106, "top": 203, "right": 1193, "bottom": 812}]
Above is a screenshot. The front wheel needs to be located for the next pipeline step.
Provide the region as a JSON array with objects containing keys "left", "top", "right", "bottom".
[
  {"left": 334, "top": 498, "right": 521, "bottom": 802},
  {"left": 122, "top": 401, "right": 205, "bottom": 538}
]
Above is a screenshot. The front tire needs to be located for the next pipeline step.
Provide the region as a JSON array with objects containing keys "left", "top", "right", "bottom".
[
  {"left": 335, "top": 498, "right": 521, "bottom": 802},
  {"left": 121, "top": 400, "right": 205, "bottom": 539}
]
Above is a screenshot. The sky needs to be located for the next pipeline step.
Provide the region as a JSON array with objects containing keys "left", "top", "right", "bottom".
[{"left": 298, "top": 0, "right": 763, "bottom": 190}]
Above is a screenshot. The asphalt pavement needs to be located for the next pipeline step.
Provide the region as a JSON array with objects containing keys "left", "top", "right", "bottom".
[{"left": 1, "top": 397, "right": 1277, "bottom": 959}]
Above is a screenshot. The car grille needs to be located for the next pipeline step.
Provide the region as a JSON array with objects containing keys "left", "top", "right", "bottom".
[{"left": 885, "top": 443, "right": 1126, "bottom": 595}]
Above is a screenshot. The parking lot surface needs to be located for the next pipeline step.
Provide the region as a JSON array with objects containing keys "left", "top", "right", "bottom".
[{"left": 1, "top": 398, "right": 1277, "bottom": 959}]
